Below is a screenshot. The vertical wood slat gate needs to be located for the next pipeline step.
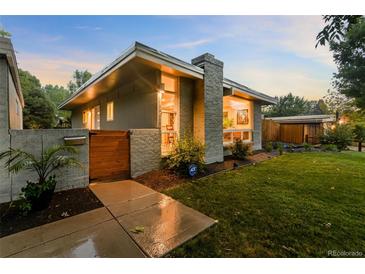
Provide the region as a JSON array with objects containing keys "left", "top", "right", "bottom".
[{"left": 89, "top": 130, "right": 130, "bottom": 182}]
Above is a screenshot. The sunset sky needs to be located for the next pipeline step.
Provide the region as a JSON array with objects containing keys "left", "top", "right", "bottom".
[{"left": 1, "top": 15, "right": 336, "bottom": 100}]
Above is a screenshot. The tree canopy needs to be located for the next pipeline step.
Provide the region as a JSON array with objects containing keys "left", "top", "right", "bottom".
[
  {"left": 19, "top": 69, "right": 56, "bottom": 129},
  {"left": 317, "top": 16, "right": 365, "bottom": 110},
  {"left": 67, "top": 69, "right": 92, "bottom": 93},
  {"left": 263, "top": 93, "right": 328, "bottom": 117}
]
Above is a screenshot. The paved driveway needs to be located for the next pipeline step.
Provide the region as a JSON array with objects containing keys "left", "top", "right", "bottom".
[{"left": 0, "top": 180, "right": 215, "bottom": 258}]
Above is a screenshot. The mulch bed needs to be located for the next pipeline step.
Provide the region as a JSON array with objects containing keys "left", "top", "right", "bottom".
[
  {"left": 135, "top": 155, "right": 255, "bottom": 192},
  {"left": 0, "top": 187, "right": 103, "bottom": 238}
]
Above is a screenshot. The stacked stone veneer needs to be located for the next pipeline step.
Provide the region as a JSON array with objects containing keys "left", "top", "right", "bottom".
[
  {"left": 192, "top": 53, "right": 224, "bottom": 163},
  {"left": 129, "top": 129, "right": 161, "bottom": 178},
  {"left": 253, "top": 101, "right": 262, "bottom": 150},
  {"left": 0, "top": 129, "right": 89, "bottom": 203}
]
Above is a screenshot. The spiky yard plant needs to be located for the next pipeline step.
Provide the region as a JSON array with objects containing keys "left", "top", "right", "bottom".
[{"left": 0, "top": 144, "right": 81, "bottom": 210}]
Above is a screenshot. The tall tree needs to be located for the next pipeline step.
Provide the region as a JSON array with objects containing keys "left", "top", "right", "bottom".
[
  {"left": 316, "top": 15, "right": 363, "bottom": 47},
  {"left": 264, "top": 93, "right": 312, "bottom": 117},
  {"left": 317, "top": 16, "right": 365, "bottom": 109},
  {"left": 44, "top": 84, "right": 72, "bottom": 127},
  {"left": 67, "top": 69, "right": 92, "bottom": 93},
  {"left": 19, "top": 69, "right": 56, "bottom": 129}
]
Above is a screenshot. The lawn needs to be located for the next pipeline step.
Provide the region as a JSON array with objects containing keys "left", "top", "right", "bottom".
[{"left": 164, "top": 152, "right": 365, "bottom": 257}]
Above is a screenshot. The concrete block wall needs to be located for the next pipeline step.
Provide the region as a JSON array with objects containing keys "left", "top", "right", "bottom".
[
  {"left": 0, "top": 129, "right": 89, "bottom": 203},
  {"left": 253, "top": 101, "right": 262, "bottom": 150},
  {"left": 192, "top": 53, "right": 224, "bottom": 163},
  {"left": 130, "top": 128, "right": 161, "bottom": 178},
  {"left": 0, "top": 129, "right": 11, "bottom": 203}
]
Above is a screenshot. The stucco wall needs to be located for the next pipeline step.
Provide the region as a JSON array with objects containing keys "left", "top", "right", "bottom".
[
  {"left": 72, "top": 69, "right": 159, "bottom": 130},
  {"left": 8, "top": 67, "right": 23, "bottom": 129},
  {"left": 130, "top": 128, "right": 161, "bottom": 178},
  {"left": 179, "top": 77, "right": 194, "bottom": 136},
  {"left": 0, "top": 129, "right": 89, "bottom": 203},
  {"left": 253, "top": 101, "right": 262, "bottom": 150}
]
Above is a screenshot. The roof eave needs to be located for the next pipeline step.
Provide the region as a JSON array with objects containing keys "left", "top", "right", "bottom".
[{"left": 223, "top": 79, "right": 277, "bottom": 105}]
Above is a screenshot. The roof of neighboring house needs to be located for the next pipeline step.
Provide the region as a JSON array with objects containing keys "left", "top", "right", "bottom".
[
  {"left": 266, "top": 114, "right": 336, "bottom": 124},
  {"left": 59, "top": 41, "right": 277, "bottom": 109},
  {"left": 0, "top": 37, "right": 24, "bottom": 107}
]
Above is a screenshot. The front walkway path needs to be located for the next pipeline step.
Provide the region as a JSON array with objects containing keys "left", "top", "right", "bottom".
[
  {"left": 89, "top": 180, "right": 216, "bottom": 257},
  {"left": 0, "top": 207, "right": 145, "bottom": 258},
  {"left": 0, "top": 180, "right": 215, "bottom": 258}
]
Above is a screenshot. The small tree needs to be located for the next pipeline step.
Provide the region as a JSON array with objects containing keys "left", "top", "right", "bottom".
[
  {"left": 320, "top": 124, "right": 353, "bottom": 151},
  {"left": 353, "top": 125, "right": 365, "bottom": 152}
]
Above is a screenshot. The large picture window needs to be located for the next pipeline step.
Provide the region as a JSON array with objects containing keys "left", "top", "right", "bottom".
[{"left": 160, "top": 73, "right": 178, "bottom": 155}]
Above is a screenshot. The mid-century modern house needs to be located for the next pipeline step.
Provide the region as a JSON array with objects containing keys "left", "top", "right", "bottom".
[{"left": 60, "top": 42, "right": 277, "bottom": 179}]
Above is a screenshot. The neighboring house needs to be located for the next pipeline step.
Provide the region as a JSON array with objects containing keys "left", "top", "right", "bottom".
[
  {"left": 263, "top": 114, "right": 336, "bottom": 144},
  {"left": 0, "top": 37, "right": 24, "bottom": 131},
  {"left": 60, "top": 42, "right": 276, "bottom": 177}
]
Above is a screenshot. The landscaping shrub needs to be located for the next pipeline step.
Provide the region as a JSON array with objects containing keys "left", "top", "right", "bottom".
[
  {"left": 231, "top": 139, "right": 252, "bottom": 160},
  {"left": 277, "top": 143, "right": 284, "bottom": 155},
  {"left": 264, "top": 142, "right": 273, "bottom": 152},
  {"left": 320, "top": 124, "right": 353, "bottom": 151},
  {"left": 303, "top": 142, "right": 313, "bottom": 151},
  {"left": 165, "top": 136, "right": 205, "bottom": 176},
  {"left": 288, "top": 143, "right": 295, "bottom": 152},
  {"left": 321, "top": 144, "right": 338, "bottom": 152}
]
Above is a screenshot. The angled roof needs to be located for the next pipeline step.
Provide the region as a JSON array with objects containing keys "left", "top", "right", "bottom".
[
  {"left": 267, "top": 114, "right": 336, "bottom": 124},
  {"left": 0, "top": 37, "right": 24, "bottom": 107},
  {"left": 59, "top": 41, "right": 276, "bottom": 109}
]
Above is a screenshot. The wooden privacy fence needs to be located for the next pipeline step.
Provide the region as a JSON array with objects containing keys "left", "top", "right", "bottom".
[
  {"left": 262, "top": 119, "right": 280, "bottom": 142},
  {"left": 262, "top": 119, "right": 324, "bottom": 144},
  {"left": 89, "top": 130, "right": 130, "bottom": 182}
]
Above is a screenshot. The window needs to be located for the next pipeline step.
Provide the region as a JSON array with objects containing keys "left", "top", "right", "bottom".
[
  {"left": 15, "top": 100, "right": 19, "bottom": 115},
  {"left": 82, "top": 111, "right": 88, "bottom": 124},
  {"left": 160, "top": 73, "right": 178, "bottom": 155},
  {"left": 107, "top": 101, "right": 114, "bottom": 121},
  {"left": 82, "top": 106, "right": 100, "bottom": 130}
]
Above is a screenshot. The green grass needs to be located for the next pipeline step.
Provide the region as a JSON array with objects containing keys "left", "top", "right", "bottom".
[{"left": 164, "top": 152, "right": 365, "bottom": 257}]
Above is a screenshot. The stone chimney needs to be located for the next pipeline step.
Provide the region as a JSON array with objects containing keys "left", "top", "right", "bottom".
[{"left": 192, "top": 53, "right": 224, "bottom": 163}]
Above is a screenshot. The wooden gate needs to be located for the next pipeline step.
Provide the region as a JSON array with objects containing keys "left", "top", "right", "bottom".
[
  {"left": 89, "top": 130, "right": 130, "bottom": 182},
  {"left": 304, "top": 124, "right": 323, "bottom": 144}
]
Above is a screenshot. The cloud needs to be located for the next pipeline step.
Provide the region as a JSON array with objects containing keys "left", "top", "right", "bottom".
[
  {"left": 225, "top": 64, "right": 331, "bottom": 100},
  {"left": 40, "top": 34, "right": 63, "bottom": 43},
  {"left": 74, "top": 25, "right": 103, "bottom": 31},
  {"left": 167, "top": 38, "right": 213, "bottom": 49},
  {"left": 17, "top": 51, "right": 105, "bottom": 86},
  {"left": 187, "top": 16, "right": 335, "bottom": 68}
]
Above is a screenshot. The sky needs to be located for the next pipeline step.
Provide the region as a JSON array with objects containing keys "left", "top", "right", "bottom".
[{"left": 1, "top": 16, "right": 336, "bottom": 100}]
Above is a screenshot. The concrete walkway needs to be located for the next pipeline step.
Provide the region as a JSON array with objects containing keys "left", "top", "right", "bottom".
[
  {"left": 0, "top": 207, "right": 145, "bottom": 258},
  {"left": 89, "top": 180, "right": 216, "bottom": 257},
  {"left": 0, "top": 180, "right": 215, "bottom": 258}
]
